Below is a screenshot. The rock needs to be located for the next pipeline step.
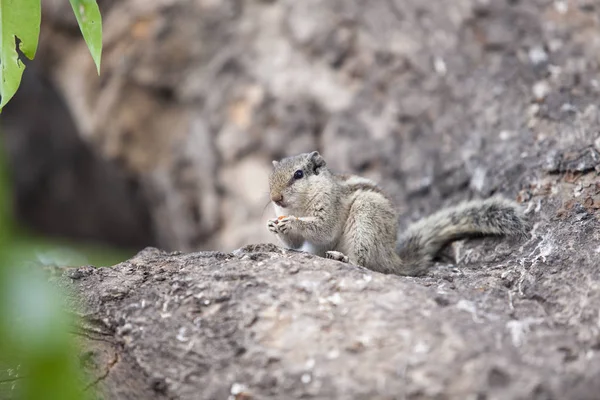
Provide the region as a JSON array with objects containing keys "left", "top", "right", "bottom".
[
  {"left": 532, "top": 81, "right": 551, "bottom": 102},
  {"left": 543, "top": 146, "right": 600, "bottom": 174},
  {"left": 57, "top": 233, "right": 600, "bottom": 398},
  {"left": 528, "top": 45, "right": 548, "bottom": 66}
]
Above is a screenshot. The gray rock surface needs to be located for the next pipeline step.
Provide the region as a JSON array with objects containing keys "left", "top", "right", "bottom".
[{"left": 59, "top": 230, "right": 600, "bottom": 399}]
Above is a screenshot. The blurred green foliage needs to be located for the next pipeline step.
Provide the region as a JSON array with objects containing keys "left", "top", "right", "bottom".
[
  {"left": 1, "top": 1, "right": 110, "bottom": 396},
  {"left": 1, "top": 0, "right": 102, "bottom": 111},
  {"left": 0, "top": 141, "right": 131, "bottom": 398},
  {"left": 69, "top": 0, "right": 103, "bottom": 74},
  {"left": 0, "top": 0, "right": 41, "bottom": 110}
]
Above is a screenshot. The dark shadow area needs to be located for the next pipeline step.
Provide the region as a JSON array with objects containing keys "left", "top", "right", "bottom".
[{"left": 0, "top": 61, "right": 155, "bottom": 249}]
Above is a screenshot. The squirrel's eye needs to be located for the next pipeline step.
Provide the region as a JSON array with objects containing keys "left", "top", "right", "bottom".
[{"left": 293, "top": 170, "right": 304, "bottom": 180}]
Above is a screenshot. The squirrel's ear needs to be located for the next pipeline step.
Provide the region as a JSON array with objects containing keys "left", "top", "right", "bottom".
[
  {"left": 272, "top": 160, "right": 279, "bottom": 168},
  {"left": 309, "top": 151, "right": 326, "bottom": 171}
]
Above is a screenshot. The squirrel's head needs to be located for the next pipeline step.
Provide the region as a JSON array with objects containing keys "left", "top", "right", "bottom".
[{"left": 269, "top": 151, "right": 327, "bottom": 209}]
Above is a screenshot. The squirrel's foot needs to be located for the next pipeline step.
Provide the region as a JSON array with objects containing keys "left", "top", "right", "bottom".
[
  {"left": 277, "top": 216, "right": 296, "bottom": 234},
  {"left": 325, "top": 251, "right": 349, "bottom": 263},
  {"left": 267, "top": 218, "right": 280, "bottom": 233},
  {"left": 435, "top": 245, "right": 457, "bottom": 265}
]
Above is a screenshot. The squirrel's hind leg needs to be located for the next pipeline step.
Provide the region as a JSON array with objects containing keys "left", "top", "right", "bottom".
[
  {"left": 325, "top": 251, "right": 349, "bottom": 263},
  {"left": 340, "top": 191, "right": 400, "bottom": 274}
]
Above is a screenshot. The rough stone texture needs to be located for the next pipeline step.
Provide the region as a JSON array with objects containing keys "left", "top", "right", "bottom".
[
  {"left": 58, "top": 232, "right": 600, "bottom": 399},
  {"left": 15, "top": 0, "right": 597, "bottom": 252}
]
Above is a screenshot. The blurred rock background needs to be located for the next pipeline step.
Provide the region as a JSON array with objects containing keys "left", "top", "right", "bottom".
[{"left": 1, "top": 0, "right": 599, "bottom": 256}]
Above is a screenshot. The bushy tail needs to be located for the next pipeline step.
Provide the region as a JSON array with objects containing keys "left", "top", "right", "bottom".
[{"left": 395, "top": 197, "right": 528, "bottom": 275}]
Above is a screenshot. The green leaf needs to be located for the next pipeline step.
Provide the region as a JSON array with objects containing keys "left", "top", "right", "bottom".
[
  {"left": 0, "top": 0, "right": 41, "bottom": 110},
  {"left": 69, "top": 0, "right": 102, "bottom": 74}
]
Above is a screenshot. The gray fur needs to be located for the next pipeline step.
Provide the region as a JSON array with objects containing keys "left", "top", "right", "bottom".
[{"left": 267, "top": 152, "right": 528, "bottom": 276}]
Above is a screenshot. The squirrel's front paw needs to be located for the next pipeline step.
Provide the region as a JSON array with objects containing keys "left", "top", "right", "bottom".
[
  {"left": 267, "top": 218, "right": 280, "bottom": 233},
  {"left": 277, "top": 216, "right": 296, "bottom": 234},
  {"left": 325, "top": 251, "right": 349, "bottom": 263}
]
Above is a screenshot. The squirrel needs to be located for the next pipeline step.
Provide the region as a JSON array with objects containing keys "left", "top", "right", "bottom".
[{"left": 266, "top": 151, "right": 528, "bottom": 276}]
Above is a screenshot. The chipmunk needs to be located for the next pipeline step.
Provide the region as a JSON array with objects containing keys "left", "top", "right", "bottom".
[{"left": 266, "top": 151, "right": 528, "bottom": 276}]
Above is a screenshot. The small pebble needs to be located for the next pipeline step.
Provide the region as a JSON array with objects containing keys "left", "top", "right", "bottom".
[
  {"left": 301, "top": 373, "right": 312, "bottom": 384},
  {"left": 532, "top": 81, "right": 551, "bottom": 101},
  {"left": 528, "top": 46, "right": 548, "bottom": 65}
]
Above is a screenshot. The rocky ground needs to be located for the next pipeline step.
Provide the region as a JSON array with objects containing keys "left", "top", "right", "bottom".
[{"left": 58, "top": 228, "right": 600, "bottom": 399}]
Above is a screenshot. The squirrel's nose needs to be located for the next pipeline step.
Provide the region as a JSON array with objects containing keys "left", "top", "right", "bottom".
[{"left": 270, "top": 193, "right": 283, "bottom": 203}]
